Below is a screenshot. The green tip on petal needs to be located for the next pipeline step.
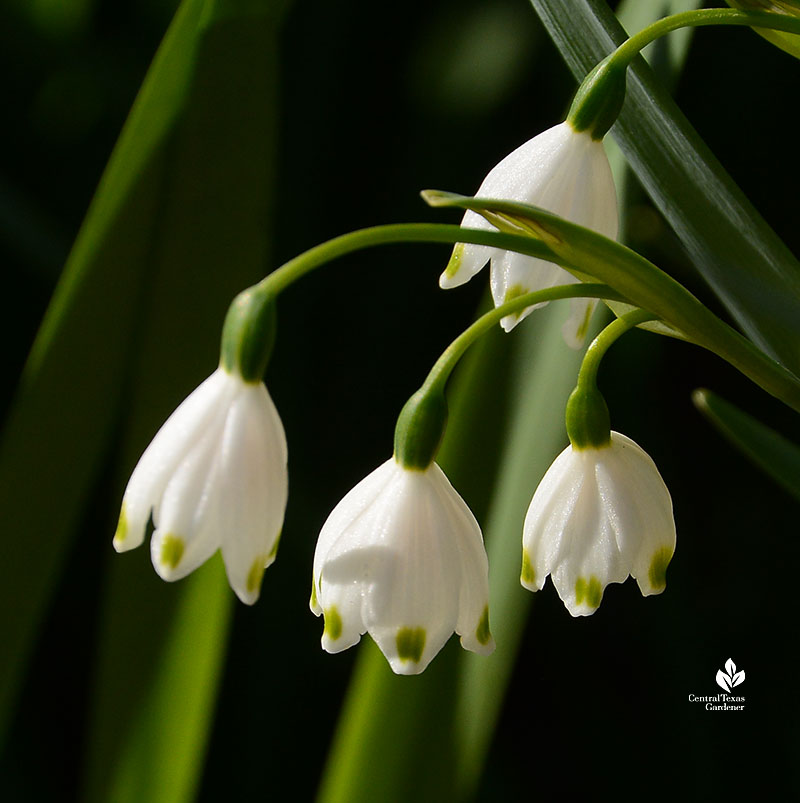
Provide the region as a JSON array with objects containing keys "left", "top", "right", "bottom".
[
  {"left": 575, "top": 575, "right": 602, "bottom": 609},
  {"left": 246, "top": 555, "right": 268, "bottom": 595},
  {"left": 310, "top": 580, "right": 318, "bottom": 610},
  {"left": 503, "top": 283, "right": 530, "bottom": 305},
  {"left": 648, "top": 547, "right": 672, "bottom": 592},
  {"left": 160, "top": 534, "right": 185, "bottom": 570},
  {"left": 521, "top": 549, "right": 536, "bottom": 586},
  {"left": 324, "top": 606, "right": 343, "bottom": 641},
  {"left": 443, "top": 243, "right": 465, "bottom": 280},
  {"left": 113, "top": 505, "right": 128, "bottom": 548},
  {"left": 476, "top": 606, "right": 491, "bottom": 646},
  {"left": 574, "top": 304, "right": 593, "bottom": 345},
  {"left": 502, "top": 283, "right": 531, "bottom": 323},
  {"left": 268, "top": 529, "right": 282, "bottom": 560},
  {"left": 396, "top": 627, "right": 426, "bottom": 664}
]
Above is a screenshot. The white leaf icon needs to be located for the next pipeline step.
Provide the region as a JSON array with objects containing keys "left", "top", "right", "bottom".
[
  {"left": 716, "top": 669, "right": 732, "bottom": 692},
  {"left": 725, "top": 658, "right": 736, "bottom": 676},
  {"left": 731, "top": 670, "right": 745, "bottom": 687}
]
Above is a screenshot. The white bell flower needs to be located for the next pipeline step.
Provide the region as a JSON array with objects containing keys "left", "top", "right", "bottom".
[
  {"left": 521, "top": 431, "right": 675, "bottom": 616},
  {"left": 113, "top": 366, "right": 288, "bottom": 605},
  {"left": 440, "top": 121, "right": 618, "bottom": 347},
  {"left": 310, "top": 457, "right": 494, "bottom": 675}
]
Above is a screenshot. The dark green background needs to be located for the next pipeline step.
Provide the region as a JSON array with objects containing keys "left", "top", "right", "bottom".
[{"left": 1, "top": 0, "right": 797, "bottom": 799}]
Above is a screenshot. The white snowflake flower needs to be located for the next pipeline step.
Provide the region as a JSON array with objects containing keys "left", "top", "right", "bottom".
[
  {"left": 310, "top": 457, "right": 494, "bottom": 675},
  {"left": 113, "top": 366, "right": 288, "bottom": 605},
  {"left": 441, "top": 121, "right": 618, "bottom": 347},
  {"left": 521, "top": 431, "right": 675, "bottom": 616}
]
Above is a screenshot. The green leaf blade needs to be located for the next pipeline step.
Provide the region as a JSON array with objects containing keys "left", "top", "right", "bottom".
[
  {"left": 84, "top": 557, "right": 233, "bottom": 803},
  {"left": 530, "top": 0, "right": 800, "bottom": 375},
  {"left": 0, "top": 10, "right": 286, "bottom": 803},
  {"left": 693, "top": 388, "right": 800, "bottom": 502},
  {"left": 0, "top": 0, "right": 209, "bottom": 740}
]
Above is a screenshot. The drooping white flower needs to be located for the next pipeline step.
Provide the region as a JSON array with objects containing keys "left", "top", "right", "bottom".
[
  {"left": 521, "top": 431, "right": 675, "bottom": 616},
  {"left": 310, "top": 457, "right": 494, "bottom": 675},
  {"left": 113, "top": 366, "right": 288, "bottom": 605},
  {"left": 440, "top": 121, "right": 618, "bottom": 347}
]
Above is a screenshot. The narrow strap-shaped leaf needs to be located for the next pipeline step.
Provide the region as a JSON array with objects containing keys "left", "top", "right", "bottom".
[
  {"left": 530, "top": 0, "right": 800, "bottom": 375},
  {"left": 316, "top": 641, "right": 459, "bottom": 803},
  {"left": 425, "top": 190, "right": 800, "bottom": 414},
  {"left": 81, "top": 0, "right": 287, "bottom": 799},
  {"left": 84, "top": 557, "right": 233, "bottom": 803},
  {"left": 0, "top": 0, "right": 208, "bottom": 741},
  {"left": 693, "top": 388, "right": 800, "bottom": 502}
]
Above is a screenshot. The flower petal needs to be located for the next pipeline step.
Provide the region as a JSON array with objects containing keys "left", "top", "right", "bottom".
[
  {"left": 361, "top": 470, "right": 460, "bottom": 674},
  {"left": 425, "top": 465, "right": 493, "bottom": 655},
  {"left": 490, "top": 250, "right": 575, "bottom": 332},
  {"left": 313, "top": 458, "right": 398, "bottom": 584},
  {"left": 149, "top": 410, "right": 229, "bottom": 582},
  {"left": 114, "top": 369, "right": 233, "bottom": 552},
  {"left": 218, "top": 383, "right": 288, "bottom": 605},
  {"left": 522, "top": 444, "right": 584, "bottom": 591},
  {"left": 602, "top": 433, "right": 675, "bottom": 595}
]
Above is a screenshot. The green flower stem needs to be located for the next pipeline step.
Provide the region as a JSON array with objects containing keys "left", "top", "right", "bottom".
[
  {"left": 568, "top": 8, "right": 800, "bottom": 137},
  {"left": 423, "top": 192, "right": 800, "bottom": 415},
  {"left": 566, "top": 309, "right": 655, "bottom": 449},
  {"left": 255, "top": 223, "right": 560, "bottom": 296},
  {"left": 576, "top": 309, "right": 655, "bottom": 391},
  {"left": 425, "top": 285, "right": 627, "bottom": 396},
  {"left": 607, "top": 8, "right": 800, "bottom": 70},
  {"left": 219, "top": 223, "right": 570, "bottom": 378},
  {"left": 393, "top": 283, "right": 629, "bottom": 469}
]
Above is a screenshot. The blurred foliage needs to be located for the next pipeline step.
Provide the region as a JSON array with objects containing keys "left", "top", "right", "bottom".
[{"left": 1, "top": 0, "right": 798, "bottom": 800}]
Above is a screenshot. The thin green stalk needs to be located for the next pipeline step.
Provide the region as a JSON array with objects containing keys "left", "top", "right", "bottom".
[
  {"left": 220, "top": 222, "right": 575, "bottom": 381},
  {"left": 567, "top": 309, "right": 654, "bottom": 449},
  {"left": 393, "top": 284, "right": 627, "bottom": 469},
  {"left": 254, "top": 223, "right": 561, "bottom": 296},
  {"left": 608, "top": 8, "right": 800, "bottom": 68},
  {"left": 424, "top": 284, "right": 626, "bottom": 396},
  {"left": 576, "top": 309, "right": 655, "bottom": 390},
  {"left": 568, "top": 8, "right": 800, "bottom": 136}
]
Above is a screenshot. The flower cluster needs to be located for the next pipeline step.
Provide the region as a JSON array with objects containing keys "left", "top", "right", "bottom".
[{"left": 114, "top": 115, "right": 676, "bottom": 675}]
